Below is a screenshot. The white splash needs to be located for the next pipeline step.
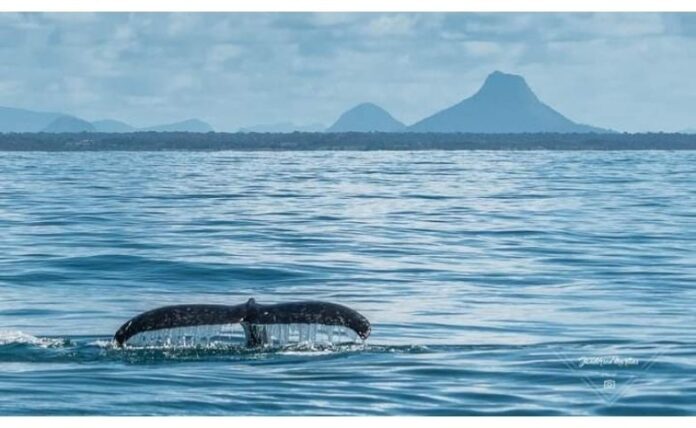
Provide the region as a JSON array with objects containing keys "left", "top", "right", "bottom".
[
  {"left": 89, "top": 339, "right": 116, "bottom": 349},
  {"left": 0, "top": 330, "right": 66, "bottom": 348}
]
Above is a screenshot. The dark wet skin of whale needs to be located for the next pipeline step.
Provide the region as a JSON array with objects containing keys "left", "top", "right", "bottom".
[{"left": 114, "top": 298, "right": 371, "bottom": 347}]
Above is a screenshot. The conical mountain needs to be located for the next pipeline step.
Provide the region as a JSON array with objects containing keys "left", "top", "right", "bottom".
[
  {"left": 409, "top": 71, "right": 607, "bottom": 133},
  {"left": 327, "top": 102, "right": 405, "bottom": 132}
]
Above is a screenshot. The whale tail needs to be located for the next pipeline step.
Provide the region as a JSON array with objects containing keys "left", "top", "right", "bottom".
[{"left": 114, "top": 298, "right": 371, "bottom": 347}]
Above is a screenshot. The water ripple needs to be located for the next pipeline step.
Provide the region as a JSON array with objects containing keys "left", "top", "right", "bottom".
[{"left": 0, "top": 151, "right": 695, "bottom": 415}]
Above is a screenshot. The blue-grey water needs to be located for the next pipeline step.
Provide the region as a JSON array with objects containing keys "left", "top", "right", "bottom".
[{"left": 0, "top": 151, "right": 695, "bottom": 415}]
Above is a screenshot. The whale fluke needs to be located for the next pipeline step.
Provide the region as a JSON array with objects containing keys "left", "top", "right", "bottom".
[
  {"left": 113, "top": 304, "right": 247, "bottom": 346},
  {"left": 114, "top": 298, "right": 371, "bottom": 347}
]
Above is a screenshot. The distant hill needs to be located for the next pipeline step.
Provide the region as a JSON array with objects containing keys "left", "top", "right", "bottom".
[
  {"left": 92, "top": 119, "right": 135, "bottom": 133},
  {"left": 94, "top": 118, "right": 213, "bottom": 132},
  {"left": 239, "top": 122, "right": 325, "bottom": 133},
  {"left": 142, "top": 119, "right": 214, "bottom": 132},
  {"left": 409, "top": 71, "right": 608, "bottom": 133},
  {"left": 680, "top": 128, "right": 696, "bottom": 134},
  {"left": 42, "top": 116, "right": 96, "bottom": 133},
  {"left": 327, "top": 103, "right": 405, "bottom": 132},
  {"left": 0, "top": 106, "right": 63, "bottom": 132},
  {"left": 0, "top": 106, "right": 214, "bottom": 133}
]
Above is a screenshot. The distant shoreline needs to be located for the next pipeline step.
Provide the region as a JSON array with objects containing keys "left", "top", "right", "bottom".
[{"left": 1, "top": 132, "right": 696, "bottom": 151}]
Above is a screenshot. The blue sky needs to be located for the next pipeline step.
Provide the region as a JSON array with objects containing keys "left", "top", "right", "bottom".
[{"left": 0, "top": 12, "right": 695, "bottom": 131}]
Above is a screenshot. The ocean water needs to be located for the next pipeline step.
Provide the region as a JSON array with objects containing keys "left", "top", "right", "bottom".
[{"left": 0, "top": 150, "right": 694, "bottom": 416}]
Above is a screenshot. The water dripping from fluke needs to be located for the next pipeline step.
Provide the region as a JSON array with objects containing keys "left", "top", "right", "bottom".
[{"left": 113, "top": 298, "right": 371, "bottom": 350}]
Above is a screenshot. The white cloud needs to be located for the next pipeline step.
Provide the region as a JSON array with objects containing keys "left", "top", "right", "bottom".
[
  {"left": 0, "top": 12, "right": 692, "bottom": 131},
  {"left": 205, "top": 43, "right": 244, "bottom": 71},
  {"left": 364, "top": 14, "right": 416, "bottom": 36},
  {"left": 461, "top": 41, "right": 503, "bottom": 57}
]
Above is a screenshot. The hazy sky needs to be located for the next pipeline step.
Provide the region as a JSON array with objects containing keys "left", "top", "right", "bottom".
[{"left": 0, "top": 12, "right": 695, "bottom": 132}]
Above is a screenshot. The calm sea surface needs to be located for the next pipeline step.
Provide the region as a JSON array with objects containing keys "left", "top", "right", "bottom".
[{"left": 0, "top": 151, "right": 694, "bottom": 415}]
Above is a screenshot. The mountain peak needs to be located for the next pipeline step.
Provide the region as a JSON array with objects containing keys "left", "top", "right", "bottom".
[
  {"left": 474, "top": 70, "right": 538, "bottom": 103},
  {"left": 488, "top": 70, "right": 521, "bottom": 80},
  {"left": 327, "top": 102, "right": 405, "bottom": 132},
  {"left": 351, "top": 102, "right": 386, "bottom": 112},
  {"left": 409, "top": 70, "right": 607, "bottom": 133}
]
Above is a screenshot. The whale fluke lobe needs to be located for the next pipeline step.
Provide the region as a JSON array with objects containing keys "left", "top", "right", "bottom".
[
  {"left": 113, "top": 298, "right": 371, "bottom": 347},
  {"left": 113, "top": 304, "right": 247, "bottom": 346}
]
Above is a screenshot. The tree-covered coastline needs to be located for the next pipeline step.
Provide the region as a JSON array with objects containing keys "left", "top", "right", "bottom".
[{"left": 1, "top": 131, "right": 696, "bottom": 151}]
